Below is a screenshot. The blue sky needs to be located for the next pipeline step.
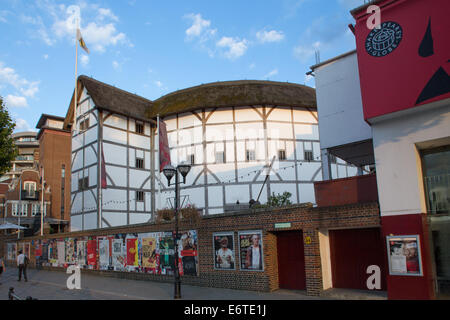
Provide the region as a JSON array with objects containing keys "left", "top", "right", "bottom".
[{"left": 0, "top": 0, "right": 362, "bottom": 132}]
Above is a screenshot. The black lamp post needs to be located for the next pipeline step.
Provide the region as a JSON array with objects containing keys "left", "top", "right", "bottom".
[{"left": 162, "top": 162, "right": 191, "bottom": 299}]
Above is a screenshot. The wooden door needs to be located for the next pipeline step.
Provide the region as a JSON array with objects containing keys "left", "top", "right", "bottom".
[
  {"left": 277, "top": 231, "right": 306, "bottom": 290},
  {"left": 329, "top": 228, "right": 386, "bottom": 290}
]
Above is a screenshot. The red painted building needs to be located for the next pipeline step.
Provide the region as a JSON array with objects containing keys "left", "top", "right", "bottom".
[{"left": 351, "top": 0, "right": 450, "bottom": 299}]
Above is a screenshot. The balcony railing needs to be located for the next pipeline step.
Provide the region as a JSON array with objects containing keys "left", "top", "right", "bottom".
[
  {"left": 15, "top": 155, "right": 34, "bottom": 161},
  {"left": 424, "top": 173, "right": 450, "bottom": 214}
]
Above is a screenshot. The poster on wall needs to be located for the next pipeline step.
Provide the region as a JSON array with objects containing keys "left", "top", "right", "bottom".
[
  {"left": 41, "top": 240, "right": 49, "bottom": 265},
  {"left": 98, "top": 237, "right": 111, "bottom": 270},
  {"left": 126, "top": 235, "right": 139, "bottom": 271},
  {"left": 213, "top": 232, "right": 235, "bottom": 270},
  {"left": 141, "top": 236, "right": 157, "bottom": 269},
  {"left": 66, "top": 238, "right": 76, "bottom": 265},
  {"left": 159, "top": 233, "right": 175, "bottom": 274},
  {"left": 57, "top": 240, "right": 65, "bottom": 266},
  {"left": 87, "top": 238, "right": 98, "bottom": 269},
  {"left": 76, "top": 240, "right": 87, "bottom": 267},
  {"left": 386, "top": 235, "right": 423, "bottom": 276},
  {"left": 238, "top": 231, "right": 264, "bottom": 271},
  {"left": 179, "top": 230, "right": 198, "bottom": 276},
  {"left": 111, "top": 236, "right": 126, "bottom": 271},
  {"left": 49, "top": 240, "right": 58, "bottom": 266}
]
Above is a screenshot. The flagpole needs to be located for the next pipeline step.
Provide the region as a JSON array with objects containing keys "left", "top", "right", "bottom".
[
  {"left": 157, "top": 115, "right": 162, "bottom": 211},
  {"left": 74, "top": 17, "right": 79, "bottom": 136}
]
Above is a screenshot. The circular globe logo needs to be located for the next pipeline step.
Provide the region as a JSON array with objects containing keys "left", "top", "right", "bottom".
[{"left": 365, "top": 21, "right": 403, "bottom": 57}]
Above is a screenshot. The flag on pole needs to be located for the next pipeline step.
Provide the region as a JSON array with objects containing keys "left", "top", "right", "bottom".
[
  {"left": 158, "top": 119, "right": 171, "bottom": 172},
  {"left": 77, "top": 28, "right": 90, "bottom": 54}
]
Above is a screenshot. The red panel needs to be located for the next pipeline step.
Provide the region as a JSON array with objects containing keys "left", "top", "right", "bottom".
[
  {"left": 353, "top": 0, "right": 450, "bottom": 121},
  {"left": 277, "top": 231, "right": 306, "bottom": 290},
  {"left": 330, "top": 228, "right": 387, "bottom": 290},
  {"left": 314, "top": 174, "right": 378, "bottom": 207},
  {"left": 381, "top": 214, "right": 435, "bottom": 300}
]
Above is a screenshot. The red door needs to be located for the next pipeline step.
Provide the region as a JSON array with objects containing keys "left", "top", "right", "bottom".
[
  {"left": 329, "top": 228, "right": 387, "bottom": 290},
  {"left": 277, "top": 231, "right": 306, "bottom": 290}
]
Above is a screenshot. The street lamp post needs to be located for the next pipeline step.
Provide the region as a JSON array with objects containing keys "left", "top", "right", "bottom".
[{"left": 162, "top": 162, "right": 191, "bottom": 300}]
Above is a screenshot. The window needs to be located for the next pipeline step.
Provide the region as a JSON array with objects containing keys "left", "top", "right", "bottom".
[
  {"left": 135, "top": 158, "right": 144, "bottom": 169},
  {"left": 136, "top": 191, "right": 144, "bottom": 202},
  {"left": 278, "top": 149, "right": 286, "bottom": 161},
  {"left": 135, "top": 121, "right": 144, "bottom": 134},
  {"left": 12, "top": 203, "right": 19, "bottom": 216},
  {"left": 79, "top": 118, "right": 90, "bottom": 131},
  {"left": 215, "top": 151, "right": 225, "bottom": 164},
  {"left": 188, "top": 154, "right": 195, "bottom": 165},
  {"left": 32, "top": 203, "right": 41, "bottom": 216},
  {"left": 422, "top": 147, "right": 450, "bottom": 215},
  {"left": 246, "top": 149, "right": 256, "bottom": 162},
  {"left": 304, "top": 150, "right": 314, "bottom": 162},
  {"left": 24, "top": 182, "right": 36, "bottom": 198},
  {"left": 61, "top": 165, "right": 66, "bottom": 178},
  {"left": 78, "top": 177, "right": 89, "bottom": 191}
]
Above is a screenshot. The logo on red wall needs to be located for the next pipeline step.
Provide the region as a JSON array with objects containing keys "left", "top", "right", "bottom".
[{"left": 365, "top": 21, "right": 403, "bottom": 57}]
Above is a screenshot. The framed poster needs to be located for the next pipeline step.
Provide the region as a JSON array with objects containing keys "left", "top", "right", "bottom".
[
  {"left": 213, "top": 232, "right": 235, "bottom": 270},
  {"left": 386, "top": 235, "right": 423, "bottom": 276},
  {"left": 238, "top": 231, "right": 264, "bottom": 271}
]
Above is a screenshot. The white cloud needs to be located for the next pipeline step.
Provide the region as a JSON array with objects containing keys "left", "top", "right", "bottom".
[
  {"left": 81, "top": 54, "right": 89, "bottom": 66},
  {"left": 263, "top": 69, "right": 279, "bottom": 79},
  {"left": 24, "top": 3, "right": 129, "bottom": 53},
  {"left": 43, "top": 54, "right": 49, "bottom": 60},
  {"left": 216, "top": 37, "right": 249, "bottom": 60},
  {"left": 14, "top": 118, "right": 34, "bottom": 132},
  {"left": 5, "top": 95, "right": 28, "bottom": 108},
  {"left": 112, "top": 60, "right": 120, "bottom": 70},
  {"left": 256, "top": 30, "right": 285, "bottom": 43},
  {"left": 184, "top": 13, "right": 217, "bottom": 41},
  {"left": 0, "top": 62, "right": 40, "bottom": 98},
  {"left": 154, "top": 80, "right": 163, "bottom": 88}
]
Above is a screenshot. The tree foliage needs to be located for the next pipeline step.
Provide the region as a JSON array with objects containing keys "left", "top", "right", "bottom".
[
  {"left": 0, "top": 96, "right": 17, "bottom": 176},
  {"left": 267, "top": 191, "right": 292, "bottom": 207}
]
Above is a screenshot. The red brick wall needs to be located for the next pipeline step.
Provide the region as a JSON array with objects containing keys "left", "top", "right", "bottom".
[
  {"left": 5, "top": 202, "right": 381, "bottom": 296},
  {"left": 314, "top": 174, "right": 378, "bottom": 207}
]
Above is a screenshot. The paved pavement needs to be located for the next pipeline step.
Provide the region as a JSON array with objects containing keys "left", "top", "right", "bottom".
[{"left": 0, "top": 267, "right": 330, "bottom": 300}]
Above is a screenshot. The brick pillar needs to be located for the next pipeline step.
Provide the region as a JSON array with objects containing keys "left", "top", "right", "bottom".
[{"left": 304, "top": 228, "right": 323, "bottom": 296}]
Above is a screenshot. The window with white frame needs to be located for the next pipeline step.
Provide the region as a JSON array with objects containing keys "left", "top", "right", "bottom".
[
  {"left": 12, "top": 203, "right": 19, "bottom": 216},
  {"left": 246, "top": 140, "right": 256, "bottom": 162},
  {"left": 24, "top": 181, "right": 36, "bottom": 198},
  {"left": 215, "top": 143, "right": 225, "bottom": 164},
  {"left": 32, "top": 203, "right": 41, "bottom": 216}
]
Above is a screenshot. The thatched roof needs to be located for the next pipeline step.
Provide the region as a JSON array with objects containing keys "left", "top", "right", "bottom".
[
  {"left": 148, "top": 80, "right": 316, "bottom": 119},
  {"left": 64, "top": 75, "right": 154, "bottom": 129}
]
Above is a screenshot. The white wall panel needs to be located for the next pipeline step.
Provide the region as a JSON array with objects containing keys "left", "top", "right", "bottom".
[
  {"left": 129, "top": 133, "right": 150, "bottom": 149},
  {"left": 83, "top": 190, "right": 97, "bottom": 210},
  {"left": 84, "top": 145, "right": 97, "bottom": 167},
  {"left": 103, "top": 212, "right": 127, "bottom": 227},
  {"left": 102, "top": 189, "right": 128, "bottom": 211},
  {"left": 129, "top": 169, "right": 149, "bottom": 189},
  {"left": 104, "top": 143, "right": 127, "bottom": 166},
  {"left": 70, "top": 215, "right": 82, "bottom": 232},
  {"left": 130, "top": 213, "right": 151, "bottom": 225},
  {"left": 84, "top": 212, "right": 97, "bottom": 230},
  {"left": 106, "top": 165, "right": 127, "bottom": 187},
  {"left": 104, "top": 114, "right": 127, "bottom": 130},
  {"left": 89, "top": 166, "right": 97, "bottom": 187},
  {"left": 298, "top": 183, "right": 315, "bottom": 204},
  {"left": 72, "top": 150, "right": 83, "bottom": 171},
  {"left": 104, "top": 126, "right": 127, "bottom": 144},
  {"left": 235, "top": 107, "right": 262, "bottom": 122},
  {"left": 293, "top": 109, "right": 317, "bottom": 123}
]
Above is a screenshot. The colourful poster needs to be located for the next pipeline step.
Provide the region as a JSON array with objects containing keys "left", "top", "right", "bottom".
[
  {"left": 87, "top": 238, "right": 97, "bottom": 268},
  {"left": 238, "top": 231, "right": 264, "bottom": 271},
  {"left": 126, "top": 238, "right": 139, "bottom": 267},
  {"left": 112, "top": 238, "right": 126, "bottom": 271},
  {"left": 76, "top": 240, "right": 87, "bottom": 267},
  {"left": 179, "top": 230, "right": 199, "bottom": 275},
  {"left": 159, "top": 234, "right": 174, "bottom": 272},
  {"left": 98, "top": 238, "right": 110, "bottom": 270},
  {"left": 213, "top": 232, "right": 235, "bottom": 270},
  {"left": 65, "top": 239, "right": 76, "bottom": 264},
  {"left": 49, "top": 240, "right": 58, "bottom": 265},
  {"left": 57, "top": 241, "right": 65, "bottom": 266},
  {"left": 142, "top": 237, "right": 157, "bottom": 269}
]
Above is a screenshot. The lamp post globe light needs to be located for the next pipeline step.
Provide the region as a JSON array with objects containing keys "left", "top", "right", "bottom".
[{"left": 162, "top": 162, "right": 191, "bottom": 299}]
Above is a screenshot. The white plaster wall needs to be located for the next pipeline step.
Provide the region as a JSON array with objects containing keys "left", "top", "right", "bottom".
[
  {"left": 70, "top": 215, "right": 82, "bottom": 232},
  {"left": 102, "top": 212, "right": 127, "bottom": 227},
  {"left": 83, "top": 212, "right": 97, "bottom": 230},
  {"left": 372, "top": 102, "right": 450, "bottom": 217},
  {"left": 314, "top": 52, "right": 372, "bottom": 149},
  {"left": 103, "top": 143, "right": 127, "bottom": 166}
]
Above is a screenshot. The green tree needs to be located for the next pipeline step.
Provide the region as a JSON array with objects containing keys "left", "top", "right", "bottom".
[
  {"left": 0, "top": 96, "right": 17, "bottom": 176},
  {"left": 267, "top": 191, "right": 292, "bottom": 207}
]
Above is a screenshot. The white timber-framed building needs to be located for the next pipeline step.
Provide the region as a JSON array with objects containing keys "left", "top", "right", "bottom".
[{"left": 64, "top": 76, "right": 360, "bottom": 231}]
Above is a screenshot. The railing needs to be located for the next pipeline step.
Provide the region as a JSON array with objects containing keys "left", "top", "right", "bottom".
[
  {"left": 8, "top": 287, "right": 38, "bottom": 300},
  {"left": 424, "top": 173, "right": 450, "bottom": 214},
  {"left": 15, "top": 155, "right": 34, "bottom": 161}
]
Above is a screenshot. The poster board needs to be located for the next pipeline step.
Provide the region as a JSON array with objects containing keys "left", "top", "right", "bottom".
[
  {"left": 213, "top": 232, "right": 235, "bottom": 270},
  {"left": 386, "top": 235, "right": 423, "bottom": 276},
  {"left": 238, "top": 230, "right": 264, "bottom": 271}
]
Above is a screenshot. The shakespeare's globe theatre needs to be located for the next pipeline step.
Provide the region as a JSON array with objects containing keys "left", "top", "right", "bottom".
[
  {"left": 152, "top": 80, "right": 357, "bottom": 215},
  {"left": 67, "top": 76, "right": 359, "bottom": 231}
]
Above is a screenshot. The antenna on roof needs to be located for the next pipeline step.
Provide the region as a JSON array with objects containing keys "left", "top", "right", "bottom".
[{"left": 314, "top": 50, "right": 321, "bottom": 65}]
